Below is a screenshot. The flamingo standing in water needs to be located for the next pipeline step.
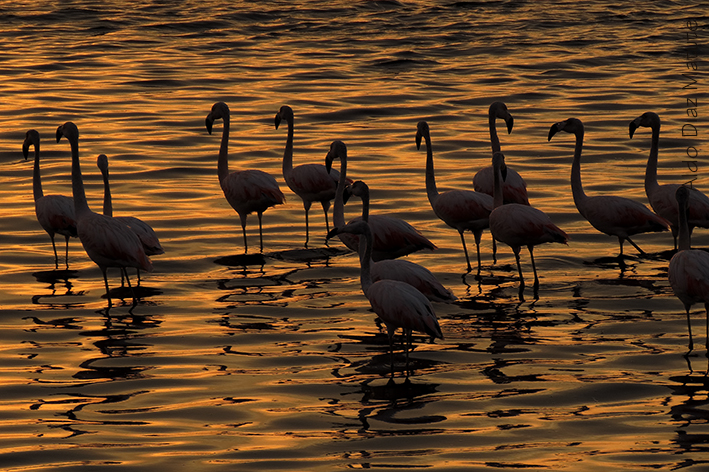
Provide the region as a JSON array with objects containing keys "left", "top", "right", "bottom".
[
  {"left": 347, "top": 180, "right": 456, "bottom": 302},
  {"left": 97, "top": 153, "right": 164, "bottom": 283},
  {"left": 326, "top": 220, "right": 443, "bottom": 375},
  {"left": 23, "top": 129, "right": 77, "bottom": 269},
  {"left": 327, "top": 140, "right": 436, "bottom": 260},
  {"left": 56, "top": 121, "right": 152, "bottom": 303},
  {"left": 668, "top": 185, "right": 709, "bottom": 353},
  {"left": 416, "top": 121, "right": 493, "bottom": 274},
  {"left": 549, "top": 117, "right": 669, "bottom": 256},
  {"left": 630, "top": 111, "right": 709, "bottom": 249},
  {"left": 473, "top": 102, "right": 529, "bottom": 205},
  {"left": 489, "top": 151, "right": 568, "bottom": 288},
  {"left": 275, "top": 105, "right": 340, "bottom": 247},
  {"left": 207, "top": 101, "right": 285, "bottom": 252}
]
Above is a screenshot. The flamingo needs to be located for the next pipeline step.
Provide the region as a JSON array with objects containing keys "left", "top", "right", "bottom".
[
  {"left": 668, "top": 185, "right": 709, "bottom": 353},
  {"left": 275, "top": 105, "right": 341, "bottom": 247},
  {"left": 489, "top": 151, "right": 568, "bottom": 288},
  {"left": 549, "top": 117, "right": 669, "bottom": 256},
  {"left": 326, "top": 220, "right": 443, "bottom": 374},
  {"left": 23, "top": 129, "right": 77, "bottom": 269},
  {"left": 207, "top": 101, "right": 285, "bottom": 252},
  {"left": 630, "top": 111, "right": 709, "bottom": 249},
  {"left": 347, "top": 180, "right": 456, "bottom": 302},
  {"left": 56, "top": 121, "right": 152, "bottom": 303},
  {"left": 416, "top": 121, "right": 493, "bottom": 274},
  {"left": 472, "top": 102, "right": 529, "bottom": 205},
  {"left": 97, "top": 153, "right": 164, "bottom": 283},
  {"left": 326, "top": 140, "right": 436, "bottom": 261}
]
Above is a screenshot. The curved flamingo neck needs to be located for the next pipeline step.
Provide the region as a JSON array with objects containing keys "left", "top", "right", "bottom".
[
  {"left": 31, "top": 141, "right": 44, "bottom": 202},
  {"left": 678, "top": 193, "right": 691, "bottom": 251},
  {"left": 423, "top": 132, "right": 439, "bottom": 205},
  {"left": 644, "top": 123, "right": 661, "bottom": 194},
  {"left": 360, "top": 192, "right": 370, "bottom": 222},
  {"left": 100, "top": 167, "right": 113, "bottom": 217},
  {"left": 570, "top": 129, "right": 589, "bottom": 210},
  {"left": 333, "top": 152, "right": 348, "bottom": 228},
  {"left": 217, "top": 113, "right": 231, "bottom": 184},
  {"left": 493, "top": 158, "right": 504, "bottom": 209},
  {"left": 489, "top": 112, "right": 501, "bottom": 154},
  {"left": 357, "top": 225, "right": 374, "bottom": 293},
  {"left": 282, "top": 116, "right": 294, "bottom": 178},
  {"left": 68, "top": 135, "right": 91, "bottom": 217}
]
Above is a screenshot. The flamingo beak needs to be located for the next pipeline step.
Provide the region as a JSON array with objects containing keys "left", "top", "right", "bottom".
[
  {"left": 56, "top": 126, "right": 64, "bottom": 143},
  {"left": 547, "top": 123, "right": 560, "bottom": 141},
  {"left": 326, "top": 227, "right": 340, "bottom": 241},
  {"left": 629, "top": 121, "right": 638, "bottom": 139},
  {"left": 501, "top": 162, "right": 508, "bottom": 181},
  {"left": 205, "top": 116, "right": 213, "bottom": 135},
  {"left": 415, "top": 131, "right": 422, "bottom": 150},
  {"left": 506, "top": 115, "right": 514, "bottom": 134},
  {"left": 22, "top": 140, "right": 29, "bottom": 160},
  {"left": 274, "top": 113, "right": 281, "bottom": 130}
]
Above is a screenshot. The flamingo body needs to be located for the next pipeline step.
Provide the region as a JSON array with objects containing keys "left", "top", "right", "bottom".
[
  {"left": 23, "top": 129, "right": 77, "bottom": 268},
  {"left": 370, "top": 258, "right": 456, "bottom": 302},
  {"left": 207, "top": 101, "right": 285, "bottom": 252},
  {"left": 549, "top": 117, "right": 668, "bottom": 255},
  {"left": 630, "top": 111, "right": 709, "bottom": 248},
  {"left": 473, "top": 102, "right": 529, "bottom": 205}
]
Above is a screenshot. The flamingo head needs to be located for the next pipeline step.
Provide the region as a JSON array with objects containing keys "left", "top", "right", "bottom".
[
  {"left": 490, "top": 101, "right": 514, "bottom": 134},
  {"left": 676, "top": 185, "right": 691, "bottom": 212},
  {"left": 96, "top": 154, "right": 109, "bottom": 174},
  {"left": 205, "top": 101, "right": 229, "bottom": 135},
  {"left": 326, "top": 219, "right": 370, "bottom": 242},
  {"left": 629, "top": 111, "right": 660, "bottom": 139},
  {"left": 325, "top": 140, "right": 347, "bottom": 174},
  {"left": 56, "top": 122, "right": 78, "bottom": 144},
  {"left": 23, "top": 129, "right": 39, "bottom": 160},
  {"left": 415, "top": 121, "right": 429, "bottom": 150},
  {"left": 548, "top": 118, "right": 583, "bottom": 141},
  {"left": 274, "top": 105, "right": 293, "bottom": 130}
]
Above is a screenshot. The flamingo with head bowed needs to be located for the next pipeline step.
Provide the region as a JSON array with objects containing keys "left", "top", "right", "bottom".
[
  {"left": 326, "top": 140, "right": 436, "bottom": 261},
  {"left": 326, "top": 220, "right": 443, "bottom": 374},
  {"left": 489, "top": 151, "right": 568, "bottom": 288},
  {"left": 56, "top": 121, "right": 152, "bottom": 303},
  {"left": 668, "top": 185, "right": 709, "bottom": 353},
  {"left": 275, "top": 105, "right": 342, "bottom": 247},
  {"left": 549, "top": 117, "right": 669, "bottom": 256},
  {"left": 472, "top": 102, "right": 529, "bottom": 205},
  {"left": 416, "top": 121, "right": 493, "bottom": 274},
  {"left": 207, "top": 101, "right": 285, "bottom": 252},
  {"left": 346, "top": 180, "right": 456, "bottom": 302},
  {"left": 630, "top": 111, "right": 709, "bottom": 249},
  {"left": 23, "top": 129, "right": 77, "bottom": 269},
  {"left": 97, "top": 153, "right": 164, "bottom": 283}
]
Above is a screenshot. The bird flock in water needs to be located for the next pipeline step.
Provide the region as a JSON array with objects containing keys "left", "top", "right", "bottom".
[{"left": 23, "top": 101, "right": 709, "bottom": 377}]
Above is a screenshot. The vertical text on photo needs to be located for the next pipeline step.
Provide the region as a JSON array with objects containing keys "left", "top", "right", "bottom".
[{"left": 682, "top": 19, "right": 700, "bottom": 187}]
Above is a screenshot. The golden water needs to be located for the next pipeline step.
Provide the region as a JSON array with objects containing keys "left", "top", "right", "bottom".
[{"left": 0, "top": 2, "right": 708, "bottom": 470}]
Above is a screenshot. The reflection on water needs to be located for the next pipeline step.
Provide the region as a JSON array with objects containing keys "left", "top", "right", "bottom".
[{"left": 1, "top": 0, "right": 708, "bottom": 471}]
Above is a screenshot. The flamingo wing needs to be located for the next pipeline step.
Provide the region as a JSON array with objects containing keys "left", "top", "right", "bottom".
[
  {"left": 432, "top": 189, "right": 493, "bottom": 231},
  {"left": 474, "top": 166, "right": 529, "bottom": 205},
  {"left": 580, "top": 195, "right": 668, "bottom": 238},
  {"left": 490, "top": 203, "right": 567, "bottom": 248},
  {"left": 371, "top": 259, "right": 456, "bottom": 302},
  {"left": 221, "top": 169, "right": 285, "bottom": 214},
  {"left": 669, "top": 250, "right": 709, "bottom": 307},
  {"left": 78, "top": 213, "right": 152, "bottom": 272},
  {"left": 35, "top": 195, "right": 77, "bottom": 237}
]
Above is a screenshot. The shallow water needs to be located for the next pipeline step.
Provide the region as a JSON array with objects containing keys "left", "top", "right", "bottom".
[{"left": 1, "top": 1, "right": 709, "bottom": 471}]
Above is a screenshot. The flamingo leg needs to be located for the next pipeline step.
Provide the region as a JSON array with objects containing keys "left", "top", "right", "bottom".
[
  {"left": 458, "top": 230, "right": 472, "bottom": 272},
  {"left": 101, "top": 267, "right": 112, "bottom": 306},
  {"left": 625, "top": 237, "right": 645, "bottom": 255},
  {"left": 122, "top": 267, "right": 138, "bottom": 305},
  {"left": 513, "top": 247, "right": 525, "bottom": 287},
  {"left": 50, "top": 234, "right": 59, "bottom": 270},
  {"left": 492, "top": 238, "right": 498, "bottom": 264},
  {"left": 239, "top": 215, "right": 248, "bottom": 254},
  {"left": 705, "top": 303, "right": 709, "bottom": 351},
  {"left": 473, "top": 230, "right": 483, "bottom": 277},
  {"left": 257, "top": 212, "right": 264, "bottom": 253},
  {"left": 528, "top": 245, "right": 539, "bottom": 288},
  {"left": 685, "top": 306, "right": 695, "bottom": 354},
  {"left": 321, "top": 201, "right": 331, "bottom": 247},
  {"left": 303, "top": 201, "right": 312, "bottom": 248},
  {"left": 63, "top": 235, "right": 70, "bottom": 269}
]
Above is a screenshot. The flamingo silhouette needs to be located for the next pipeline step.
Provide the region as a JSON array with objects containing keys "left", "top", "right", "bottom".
[
  {"left": 630, "top": 111, "right": 709, "bottom": 249},
  {"left": 668, "top": 185, "right": 709, "bottom": 353},
  {"left": 207, "top": 101, "right": 285, "bottom": 252},
  {"left": 549, "top": 117, "right": 669, "bottom": 256},
  {"left": 23, "top": 129, "right": 77, "bottom": 269},
  {"left": 56, "top": 121, "right": 151, "bottom": 304},
  {"left": 327, "top": 220, "right": 443, "bottom": 375},
  {"left": 416, "top": 121, "right": 493, "bottom": 274}
]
